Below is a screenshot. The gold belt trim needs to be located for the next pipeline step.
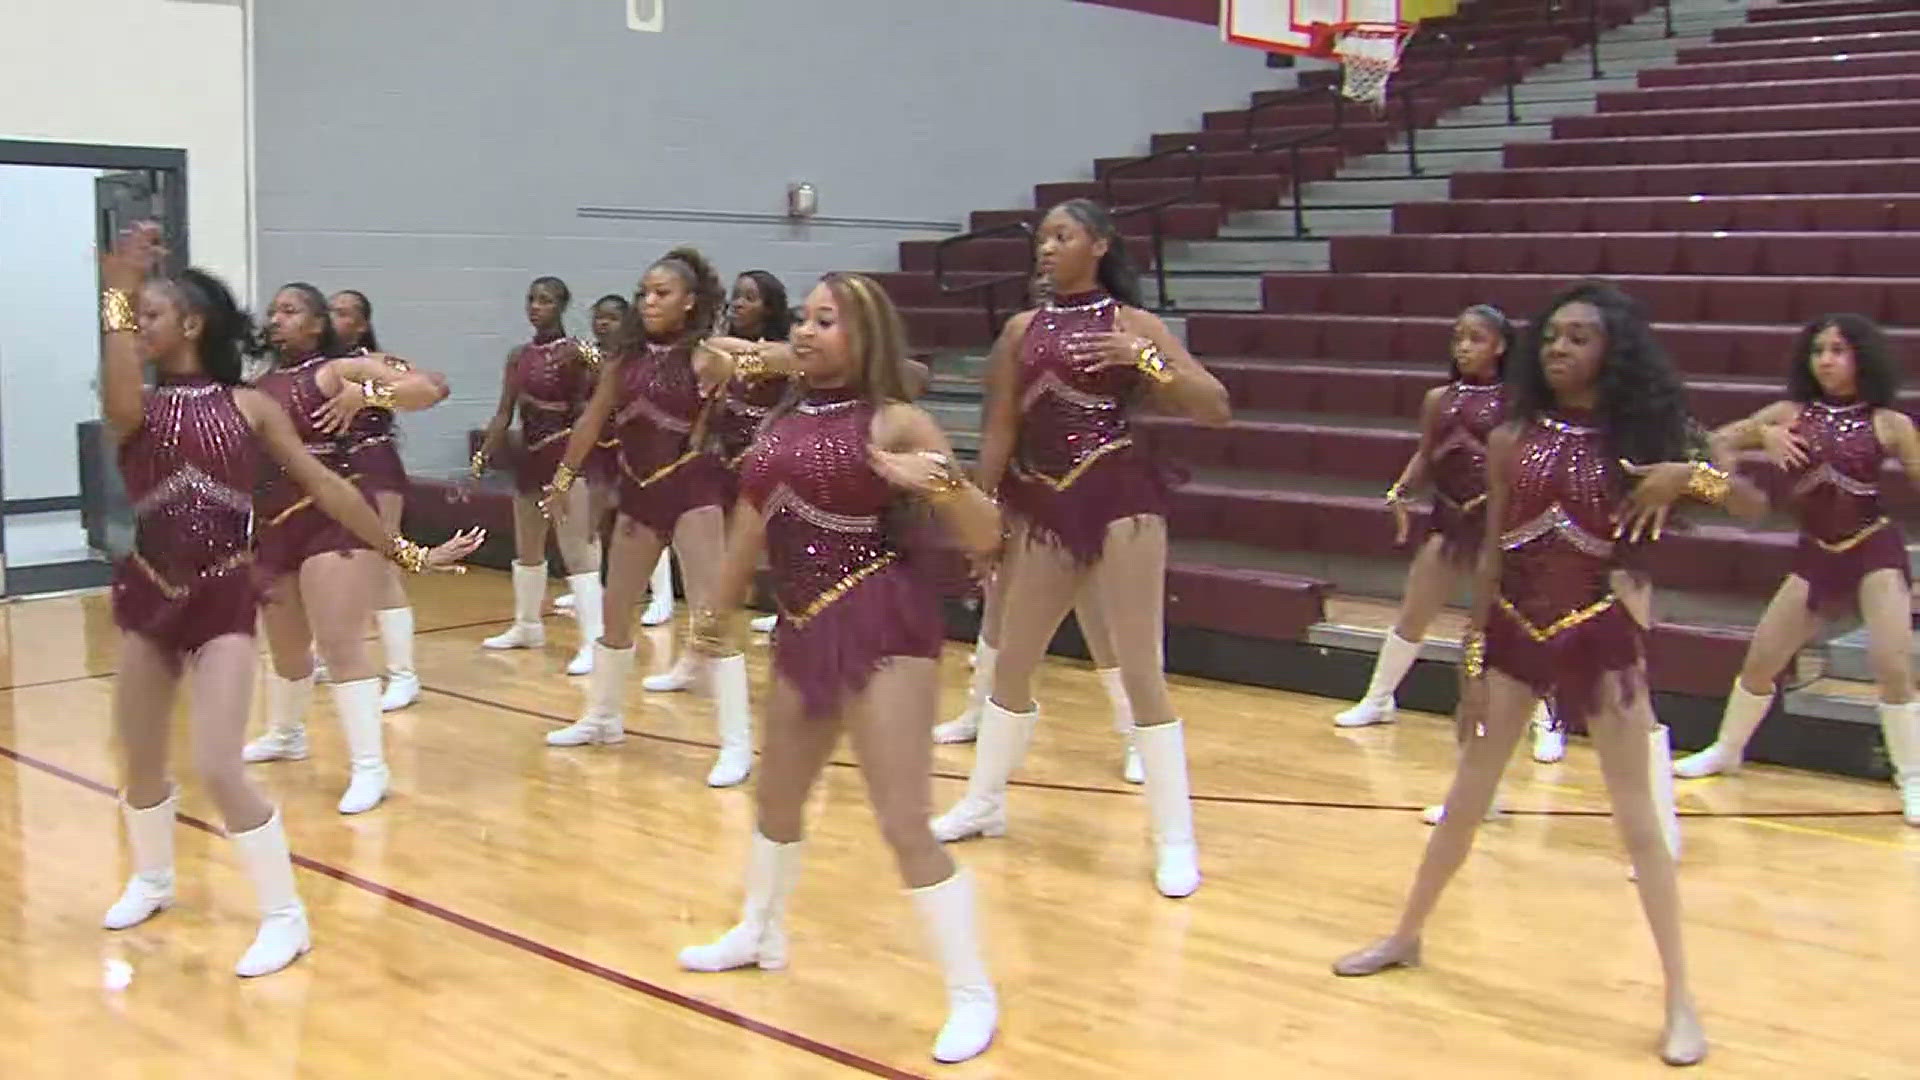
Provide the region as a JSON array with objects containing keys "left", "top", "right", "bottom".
[
  {"left": 779, "top": 552, "right": 897, "bottom": 628},
  {"left": 620, "top": 449, "right": 697, "bottom": 490},
  {"left": 1814, "top": 516, "right": 1889, "bottom": 554},
  {"left": 132, "top": 550, "right": 253, "bottom": 600},
  {"left": 1497, "top": 594, "right": 1619, "bottom": 643},
  {"left": 595, "top": 437, "right": 618, "bottom": 450},
  {"left": 265, "top": 472, "right": 363, "bottom": 526},
  {"left": 1013, "top": 437, "right": 1132, "bottom": 492},
  {"left": 1437, "top": 492, "right": 1488, "bottom": 512}
]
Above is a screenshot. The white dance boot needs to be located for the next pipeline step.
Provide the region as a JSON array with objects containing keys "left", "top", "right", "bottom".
[
  {"left": 1099, "top": 667, "right": 1143, "bottom": 784},
  {"left": 750, "top": 614, "right": 778, "bottom": 634},
  {"left": 332, "top": 678, "right": 389, "bottom": 815},
  {"left": 230, "top": 808, "right": 311, "bottom": 977},
  {"left": 483, "top": 562, "right": 548, "bottom": 649},
  {"left": 678, "top": 832, "right": 803, "bottom": 971},
  {"left": 1877, "top": 702, "right": 1920, "bottom": 826},
  {"left": 1531, "top": 703, "right": 1566, "bottom": 763},
  {"left": 1675, "top": 680, "right": 1770, "bottom": 778},
  {"left": 1335, "top": 630, "right": 1419, "bottom": 727},
  {"left": 243, "top": 672, "right": 312, "bottom": 763},
  {"left": 1137, "top": 720, "right": 1202, "bottom": 898},
  {"left": 564, "top": 572, "right": 602, "bottom": 676},
  {"left": 933, "top": 640, "right": 994, "bottom": 745},
  {"left": 931, "top": 701, "right": 1036, "bottom": 842},
  {"left": 640, "top": 550, "right": 675, "bottom": 627},
  {"left": 910, "top": 868, "right": 998, "bottom": 1064},
  {"left": 643, "top": 644, "right": 702, "bottom": 693},
  {"left": 377, "top": 607, "right": 419, "bottom": 711},
  {"left": 547, "top": 643, "right": 631, "bottom": 746},
  {"left": 103, "top": 788, "right": 177, "bottom": 930},
  {"left": 707, "top": 654, "right": 754, "bottom": 787}
]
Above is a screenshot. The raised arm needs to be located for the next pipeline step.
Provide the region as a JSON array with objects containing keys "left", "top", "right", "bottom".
[
  {"left": 871, "top": 403, "right": 1003, "bottom": 557},
  {"left": 972, "top": 310, "right": 1033, "bottom": 498},
  {"left": 97, "top": 224, "right": 164, "bottom": 441},
  {"left": 236, "top": 388, "right": 482, "bottom": 566}
]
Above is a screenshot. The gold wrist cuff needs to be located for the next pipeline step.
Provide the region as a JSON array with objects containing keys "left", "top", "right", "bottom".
[
  {"left": 390, "top": 536, "right": 429, "bottom": 574},
  {"left": 470, "top": 449, "right": 488, "bottom": 478},
  {"left": 733, "top": 345, "right": 769, "bottom": 381},
  {"left": 1134, "top": 339, "right": 1174, "bottom": 384},
  {"left": 362, "top": 379, "right": 397, "bottom": 410},
  {"left": 101, "top": 289, "right": 138, "bottom": 334},
  {"left": 548, "top": 463, "right": 578, "bottom": 495},
  {"left": 1686, "top": 461, "right": 1731, "bottom": 505},
  {"left": 1461, "top": 631, "right": 1486, "bottom": 680}
]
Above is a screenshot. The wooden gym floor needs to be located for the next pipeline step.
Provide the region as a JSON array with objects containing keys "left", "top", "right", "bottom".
[{"left": 0, "top": 569, "right": 1915, "bottom": 1078}]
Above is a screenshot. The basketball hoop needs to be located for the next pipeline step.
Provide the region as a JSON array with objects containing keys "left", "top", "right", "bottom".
[{"left": 1324, "top": 21, "right": 1413, "bottom": 109}]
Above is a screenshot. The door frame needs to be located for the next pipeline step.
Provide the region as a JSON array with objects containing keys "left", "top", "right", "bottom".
[{"left": 0, "top": 140, "right": 189, "bottom": 598}]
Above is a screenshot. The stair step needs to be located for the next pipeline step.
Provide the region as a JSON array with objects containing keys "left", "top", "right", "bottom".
[
  {"left": 1337, "top": 148, "right": 1507, "bottom": 178},
  {"left": 1296, "top": 176, "right": 1452, "bottom": 206},
  {"left": 1162, "top": 238, "right": 1331, "bottom": 272},
  {"left": 1386, "top": 123, "right": 1553, "bottom": 150},
  {"left": 1219, "top": 207, "right": 1395, "bottom": 237}
]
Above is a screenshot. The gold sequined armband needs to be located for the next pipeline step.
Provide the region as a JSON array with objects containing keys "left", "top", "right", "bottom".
[
  {"left": 470, "top": 449, "right": 488, "bottom": 478},
  {"left": 101, "top": 289, "right": 138, "bottom": 334},
  {"left": 362, "top": 379, "right": 397, "bottom": 410},
  {"left": 548, "top": 463, "right": 577, "bottom": 495},
  {"left": 733, "top": 345, "right": 769, "bottom": 381},
  {"left": 1461, "top": 631, "right": 1486, "bottom": 679},
  {"left": 1134, "top": 339, "right": 1174, "bottom": 385},
  {"left": 389, "top": 536, "right": 430, "bottom": 573},
  {"left": 1685, "top": 461, "right": 1731, "bottom": 506}
]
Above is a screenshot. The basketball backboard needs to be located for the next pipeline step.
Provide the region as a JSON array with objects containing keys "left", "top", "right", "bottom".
[{"left": 1222, "top": 0, "right": 1403, "bottom": 56}]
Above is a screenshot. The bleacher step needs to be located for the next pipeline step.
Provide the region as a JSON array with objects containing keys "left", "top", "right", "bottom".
[{"left": 1162, "top": 238, "right": 1331, "bottom": 272}]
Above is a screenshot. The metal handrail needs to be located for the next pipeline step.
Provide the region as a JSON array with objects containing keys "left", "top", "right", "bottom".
[
  {"left": 932, "top": 219, "right": 1035, "bottom": 340},
  {"left": 1244, "top": 83, "right": 1348, "bottom": 238},
  {"left": 1395, "top": 30, "right": 1460, "bottom": 177},
  {"left": 1102, "top": 144, "right": 1204, "bottom": 311},
  {"left": 1503, "top": 34, "right": 1523, "bottom": 124}
]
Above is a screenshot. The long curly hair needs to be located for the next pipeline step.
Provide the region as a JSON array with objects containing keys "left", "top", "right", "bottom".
[
  {"left": 730, "top": 270, "right": 793, "bottom": 342},
  {"left": 1785, "top": 312, "right": 1898, "bottom": 407},
  {"left": 1509, "top": 281, "right": 1700, "bottom": 464}
]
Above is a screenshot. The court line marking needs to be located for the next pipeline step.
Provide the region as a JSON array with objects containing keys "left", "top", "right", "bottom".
[
  {"left": 420, "top": 684, "right": 1904, "bottom": 823},
  {"left": 0, "top": 741, "right": 930, "bottom": 1080}
]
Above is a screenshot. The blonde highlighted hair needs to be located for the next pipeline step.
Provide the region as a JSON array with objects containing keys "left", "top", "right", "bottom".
[{"left": 819, "top": 272, "right": 911, "bottom": 406}]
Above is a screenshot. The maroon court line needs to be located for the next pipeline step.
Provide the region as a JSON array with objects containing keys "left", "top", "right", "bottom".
[
  {"left": 0, "top": 740, "right": 930, "bottom": 1080},
  {"left": 423, "top": 684, "right": 1901, "bottom": 821}
]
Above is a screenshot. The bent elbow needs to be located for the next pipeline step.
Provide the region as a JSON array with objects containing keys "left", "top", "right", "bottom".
[{"left": 1194, "top": 390, "right": 1232, "bottom": 428}]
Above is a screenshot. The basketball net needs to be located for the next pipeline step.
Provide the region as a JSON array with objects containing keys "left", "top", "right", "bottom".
[{"left": 1332, "top": 22, "right": 1412, "bottom": 109}]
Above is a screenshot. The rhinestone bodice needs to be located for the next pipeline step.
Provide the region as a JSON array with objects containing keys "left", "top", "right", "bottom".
[
  {"left": 1430, "top": 380, "right": 1504, "bottom": 510},
  {"left": 1788, "top": 400, "right": 1887, "bottom": 544},
  {"left": 120, "top": 375, "right": 257, "bottom": 574},
  {"left": 1498, "top": 413, "right": 1624, "bottom": 635},
  {"left": 1013, "top": 290, "right": 1140, "bottom": 485}
]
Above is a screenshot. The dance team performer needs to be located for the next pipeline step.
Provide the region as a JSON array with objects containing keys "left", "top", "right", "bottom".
[
  {"left": 930, "top": 198, "right": 1230, "bottom": 898},
  {"left": 713, "top": 270, "right": 795, "bottom": 637},
  {"left": 678, "top": 273, "right": 1001, "bottom": 1064},
  {"left": 1332, "top": 282, "right": 1769, "bottom": 1067},
  {"left": 540, "top": 248, "right": 754, "bottom": 789},
  {"left": 1674, "top": 314, "right": 1920, "bottom": 825},
  {"left": 240, "top": 283, "right": 453, "bottom": 816},
  {"left": 1332, "top": 305, "right": 1553, "bottom": 822},
  {"left": 937, "top": 271, "right": 1148, "bottom": 785},
  {"left": 556, "top": 293, "right": 670, "bottom": 625},
  {"left": 327, "top": 288, "right": 420, "bottom": 711},
  {"left": 97, "top": 226, "right": 479, "bottom": 977},
  {"left": 472, "top": 277, "right": 608, "bottom": 676}
]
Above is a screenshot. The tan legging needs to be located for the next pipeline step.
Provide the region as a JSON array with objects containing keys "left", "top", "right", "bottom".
[
  {"left": 510, "top": 483, "right": 600, "bottom": 576},
  {"left": 261, "top": 549, "right": 386, "bottom": 683},
  {"left": 1388, "top": 576, "right": 1691, "bottom": 1005},
  {"left": 1731, "top": 568, "right": 1913, "bottom": 704},
  {"left": 754, "top": 657, "right": 953, "bottom": 888},
  {"left": 116, "top": 631, "right": 273, "bottom": 832},
  {"left": 599, "top": 505, "right": 726, "bottom": 651},
  {"left": 990, "top": 515, "right": 1175, "bottom": 728},
  {"left": 978, "top": 557, "right": 1120, "bottom": 669}
]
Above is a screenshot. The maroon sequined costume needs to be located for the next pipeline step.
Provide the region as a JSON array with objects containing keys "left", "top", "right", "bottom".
[
  {"left": 739, "top": 387, "right": 943, "bottom": 719},
  {"left": 254, "top": 354, "right": 371, "bottom": 577},
  {"left": 1784, "top": 399, "right": 1909, "bottom": 611},
  {"left": 342, "top": 347, "right": 408, "bottom": 498},
  {"left": 1426, "top": 378, "right": 1505, "bottom": 565},
  {"left": 1484, "top": 412, "right": 1645, "bottom": 730},
  {"left": 611, "top": 340, "right": 728, "bottom": 537},
  {"left": 999, "top": 290, "right": 1168, "bottom": 563},
  {"left": 716, "top": 374, "right": 791, "bottom": 470},
  {"left": 508, "top": 331, "right": 597, "bottom": 495},
  {"left": 111, "top": 374, "right": 261, "bottom": 660}
]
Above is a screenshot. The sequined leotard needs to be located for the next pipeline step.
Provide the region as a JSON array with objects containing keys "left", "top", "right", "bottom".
[
  {"left": 739, "top": 387, "right": 943, "bottom": 719},
  {"left": 1784, "top": 399, "right": 1908, "bottom": 611},
  {"left": 342, "top": 347, "right": 408, "bottom": 498},
  {"left": 508, "top": 331, "right": 597, "bottom": 495},
  {"left": 111, "top": 374, "right": 261, "bottom": 659},
  {"left": 998, "top": 289, "right": 1169, "bottom": 562},
  {"left": 254, "top": 354, "right": 372, "bottom": 577},
  {"left": 715, "top": 373, "right": 791, "bottom": 472},
  {"left": 610, "top": 340, "right": 728, "bottom": 537},
  {"left": 1426, "top": 378, "right": 1505, "bottom": 564},
  {"left": 1484, "top": 412, "right": 1646, "bottom": 728}
]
